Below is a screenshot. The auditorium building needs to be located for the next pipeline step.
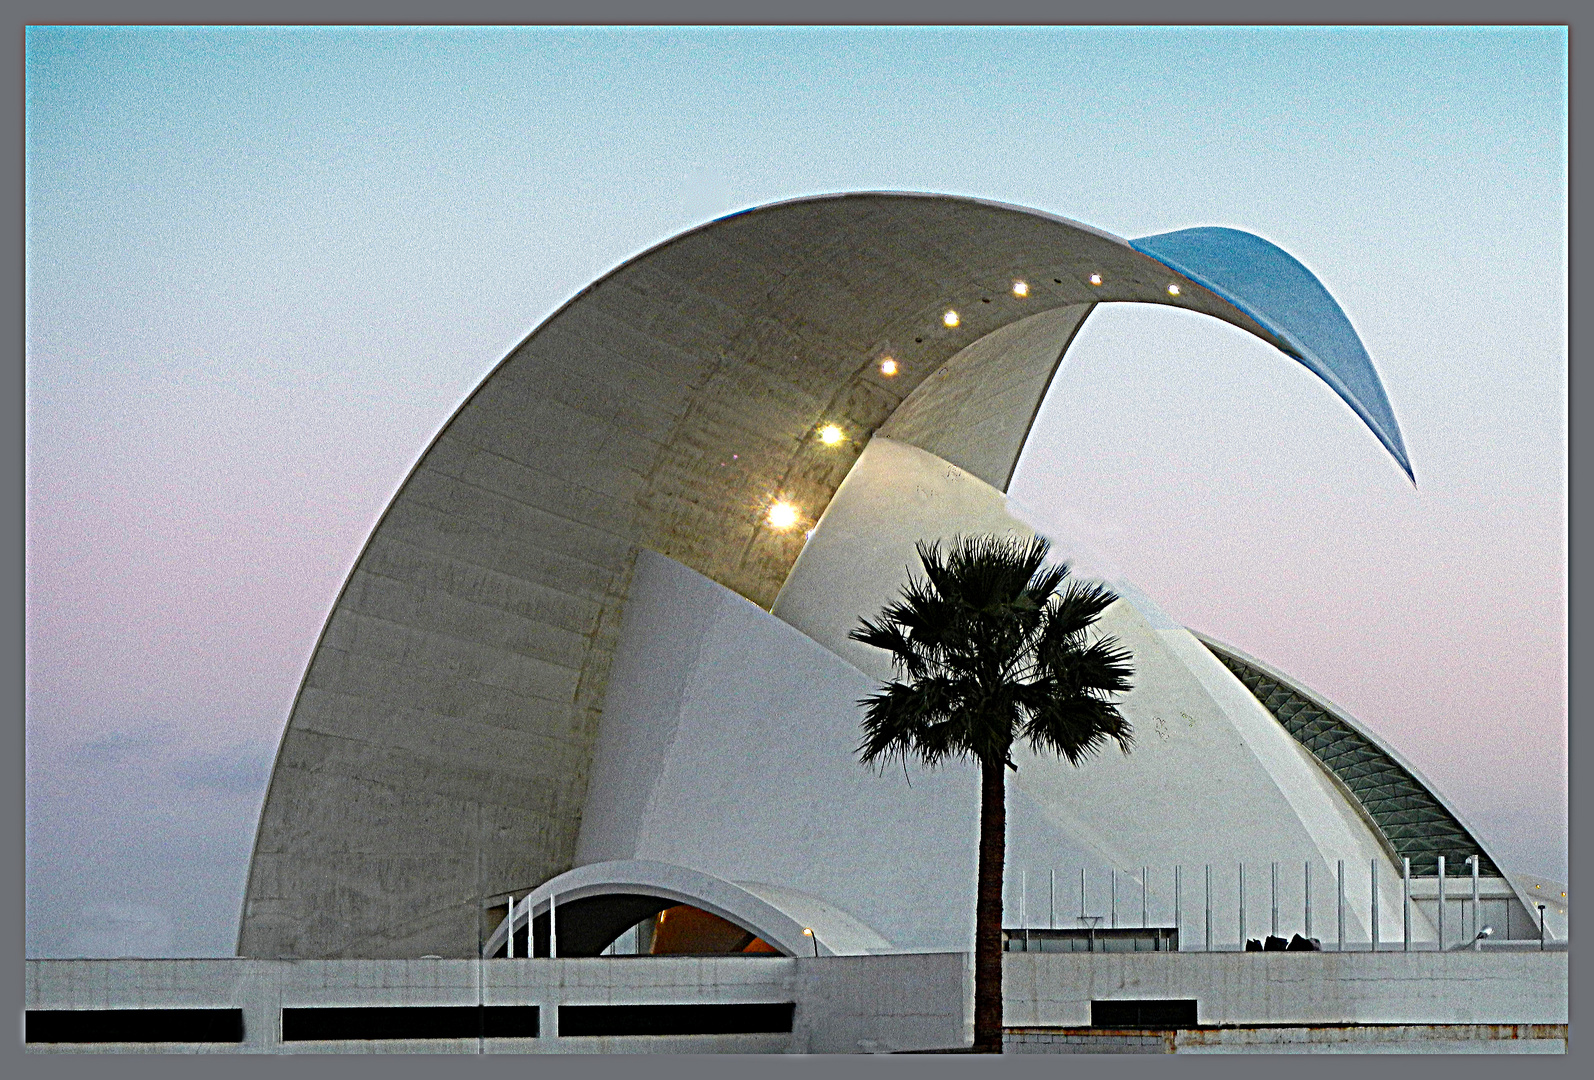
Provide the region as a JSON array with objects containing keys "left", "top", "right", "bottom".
[{"left": 26, "top": 193, "right": 1567, "bottom": 1053}]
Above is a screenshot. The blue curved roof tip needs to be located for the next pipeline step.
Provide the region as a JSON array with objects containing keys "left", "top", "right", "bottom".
[{"left": 1130, "top": 226, "right": 1415, "bottom": 485}]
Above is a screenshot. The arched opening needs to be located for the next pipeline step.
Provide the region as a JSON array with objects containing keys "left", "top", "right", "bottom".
[{"left": 490, "top": 893, "right": 789, "bottom": 958}]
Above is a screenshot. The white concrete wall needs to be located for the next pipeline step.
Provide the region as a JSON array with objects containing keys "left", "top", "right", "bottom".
[
  {"left": 27, "top": 952, "right": 1564, "bottom": 1054},
  {"left": 25, "top": 954, "right": 967, "bottom": 1055},
  {"left": 1002, "top": 950, "right": 1568, "bottom": 1028},
  {"left": 576, "top": 547, "right": 1110, "bottom": 952},
  {"left": 768, "top": 436, "right": 1429, "bottom": 945},
  {"left": 1007, "top": 1025, "right": 1567, "bottom": 1054}
]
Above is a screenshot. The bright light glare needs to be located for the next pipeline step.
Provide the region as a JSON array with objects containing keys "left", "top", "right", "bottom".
[
  {"left": 1167, "top": 283, "right": 1181, "bottom": 296},
  {"left": 767, "top": 502, "right": 799, "bottom": 529},
  {"left": 1089, "top": 273, "right": 1103, "bottom": 286},
  {"left": 943, "top": 310, "right": 959, "bottom": 327},
  {"left": 879, "top": 357, "right": 899, "bottom": 376},
  {"left": 1012, "top": 280, "right": 1029, "bottom": 297},
  {"left": 818, "top": 424, "right": 845, "bottom": 446}
]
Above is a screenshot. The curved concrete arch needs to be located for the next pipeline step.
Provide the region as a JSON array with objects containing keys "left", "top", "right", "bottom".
[
  {"left": 485, "top": 860, "right": 890, "bottom": 958},
  {"left": 240, "top": 192, "right": 1409, "bottom": 959}
]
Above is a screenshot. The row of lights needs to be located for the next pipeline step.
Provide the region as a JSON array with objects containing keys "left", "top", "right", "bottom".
[
  {"left": 766, "top": 273, "right": 1185, "bottom": 534},
  {"left": 766, "top": 420, "right": 851, "bottom": 529},
  {"left": 911, "top": 276, "right": 1181, "bottom": 363}
]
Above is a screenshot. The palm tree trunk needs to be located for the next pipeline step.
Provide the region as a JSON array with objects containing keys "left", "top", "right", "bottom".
[{"left": 972, "top": 755, "right": 1007, "bottom": 1052}]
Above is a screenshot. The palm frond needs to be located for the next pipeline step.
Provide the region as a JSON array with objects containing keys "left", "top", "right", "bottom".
[{"left": 851, "top": 532, "right": 1134, "bottom": 776}]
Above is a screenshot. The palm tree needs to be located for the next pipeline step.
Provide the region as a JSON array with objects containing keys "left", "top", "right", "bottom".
[{"left": 850, "top": 534, "right": 1135, "bottom": 1053}]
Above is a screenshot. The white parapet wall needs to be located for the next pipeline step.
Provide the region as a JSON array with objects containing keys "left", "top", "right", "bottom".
[
  {"left": 1002, "top": 950, "right": 1568, "bottom": 1029},
  {"left": 24, "top": 953, "right": 968, "bottom": 1055},
  {"left": 26, "top": 950, "right": 1564, "bottom": 1054}
]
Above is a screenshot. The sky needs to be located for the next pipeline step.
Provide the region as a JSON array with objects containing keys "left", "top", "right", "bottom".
[{"left": 24, "top": 26, "right": 1566, "bottom": 958}]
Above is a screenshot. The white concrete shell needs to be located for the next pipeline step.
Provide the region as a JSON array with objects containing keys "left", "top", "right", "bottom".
[
  {"left": 241, "top": 192, "right": 1427, "bottom": 959},
  {"left": 576, "top": 457, "right": 1520, "bottom": 953}
]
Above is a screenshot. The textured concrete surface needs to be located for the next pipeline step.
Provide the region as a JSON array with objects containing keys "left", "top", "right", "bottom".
[
  {"left": 1005, "top": 1025, "right": 1568, "bottom": 1054},
  {"left": 1001, "top": 950, "right": 1568, "bottom": 1028},
  {"left": 27, "top": 951, "right": 1561, "bottom": 1054},
  {"left": 237, "top": 192, "right": 1373, "bottom": 959},
  {"left": 25, "top": 952, "right": 967, "bottom": 1054}
]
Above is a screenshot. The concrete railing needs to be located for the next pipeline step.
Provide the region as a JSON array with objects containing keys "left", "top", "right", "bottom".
[
  {"left": 24, "top": 954, "right": 968, "bottom": 1054},
  {"left": 1002, "top": 950, "right": 1568, "bottom": 1028}
]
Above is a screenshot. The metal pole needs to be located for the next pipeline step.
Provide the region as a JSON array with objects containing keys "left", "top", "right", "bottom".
[
  {"left": 549, "top": 892, "right": 558, "bottom": 959},
  {"left": 1142, "top": 867, "right": 1148, "bottom": 929},
  {"left": 1539, "top": 905, "right": 1547, "bottom": 950},
  {"left": 1437, "top": 856, "right": 1446, "bottom": 951},
  {"left": 1174, "top": 865, "right": 1182, "bottom": 950},
  {"left": 1370, "top": 861, "right": 1379, "bottom": 952},
  {"left": 1271, "top": 861, "right": 1279, "bottom": 939},
  {"left": 1470, "top": 856, "right": 1480, "bottom": 943},
  {"left": 506, "top": 895, "right": 514, "bottom": 959},
  {"left": 1050, "top": 869, "right": 1056, "bottom": 930},
  {"left": 1021, "top": 870, "right": 1028, "bottom": 945},
  {"left": 1204, "top": 865, "right": 1212, "bottom": 951},
  {"left": 1080, "top": 868, "right": 1086, "bottom": 921},
  {"left": 1111, "top": 869, "right": 1118, "bottom": 929},
  {"left": 1305, "top": 861, "right": 1312, "bottom": 940},
  {"left": 475, "top": 804, "right": 483, "bottom": 1055},
  {"left": 1239, "top": 863, "right": 1247, "bottom": 948},
  {"left": 1402, "top": 857, "right": 1411, "bottom": 952},
  {"left": 1336, "top": 860, "right": 1345, "bottom": 952}
]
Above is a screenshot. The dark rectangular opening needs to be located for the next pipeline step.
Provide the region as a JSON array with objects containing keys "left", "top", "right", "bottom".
[
  {"left": 1090, "top": 999, "right": 1198, "bottom": 1029},
  {"left": 26, "top": 1008, "right": 245, "bottom": 1044},
  {"left": 281, "top": 1005, "right": 539, "bottom": 1041},
  {"left": 558, "top": 1002, "right": 795, "bottom": 1037}
]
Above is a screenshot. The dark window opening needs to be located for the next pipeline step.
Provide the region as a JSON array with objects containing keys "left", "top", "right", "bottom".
[
  {"left": 281, "top": 1005, "right": 538, "bottom": 1041},
  {"left": 1090, "top": 999, "right": 1198, "bottom": 1029},
  {"left": 26, "top": 1008, "right": 245, "bottom": 1044},
  {"left": 558, "top": 1002, "right": 795, "bottom": 1037}
]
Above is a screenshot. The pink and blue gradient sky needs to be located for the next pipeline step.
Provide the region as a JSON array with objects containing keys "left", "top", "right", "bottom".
[{"left": 25, "top": 26, "right": 1565, "bottom": 957}]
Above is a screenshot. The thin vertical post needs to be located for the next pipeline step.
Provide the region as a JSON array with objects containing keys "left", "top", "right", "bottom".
[
  {"left": 1402, "top": 858, "right": 1411, "bottom": 951},
  {"left": 1239, "top": 863, "right": 1247, "bottom": 948},
  {"left": 1142, "top": 867, "right": 1148, "bottom": 929},
  {"left": 1270, "top": 861, "right": 1279, "bottom": 939},
  {"left": 549, "top": 892, "right": 558, "bottom": 959},
  {"left": 1174, "top": 865, "right": 1182, "bottom": 950},
  {"left": 1437, "top": 856, "right": 1447, "bottom": 950},
  {"left": 1080, "top": 868, "right": 1086, "bottom": 921},
  {"left": 1304, "top": 861, "right": 1312, "bottom": 940},
  {"left": 1336, "top": 859, "right": 1345, "bottom": 952},
  {"left": 1204, "top": 865, "right": 1212, "bottom": 951},
  {"left": 1370, "top": 861, "right": 1379, "bottom": 951},
  {"left": 1111, "top": 869, "right": 1118, "bottom": 929},
  {"left": 507, "top": 895, "right": 515, "bottom": 958},
  {"left": 1050, "top": 869, "right": 1056, "bottom": 930},
  {"left": 1470, "top": 856, "right": 1480, "bottom": 943},
  {"left": 1539, "top": 905, "right": 1547, "bottom": 950},
  {"left": 1021, "top": 870, "right": 1028, "bottom": 943}
]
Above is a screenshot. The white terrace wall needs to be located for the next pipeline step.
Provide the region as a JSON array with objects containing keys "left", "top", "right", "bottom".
[
  {"left": 27, "top": 951, "right": 1565, "bottom": 1054},
  {"left": 1002, "top": 950, "right": 1568, "bottom": 1028}
]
